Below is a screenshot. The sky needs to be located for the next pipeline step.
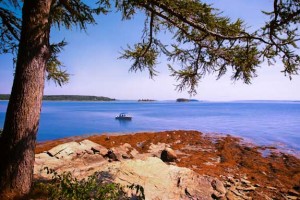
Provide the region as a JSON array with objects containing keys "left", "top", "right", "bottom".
[{"left": 1, "top": 0, "right": 300, "bottom": 101}]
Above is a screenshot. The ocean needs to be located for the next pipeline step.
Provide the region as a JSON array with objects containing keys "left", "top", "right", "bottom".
[{"left": 0, "top": 100, "right": 299, "bottom": 154}]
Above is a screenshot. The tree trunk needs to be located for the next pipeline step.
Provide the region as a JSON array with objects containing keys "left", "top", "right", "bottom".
[{"left": 0, "top": 0, "right": 52, "bottom": 199}]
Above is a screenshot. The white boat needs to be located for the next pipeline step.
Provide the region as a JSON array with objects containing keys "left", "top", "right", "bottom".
[{"left": 115, "top": 113, "right": 132, "bottom": 120}]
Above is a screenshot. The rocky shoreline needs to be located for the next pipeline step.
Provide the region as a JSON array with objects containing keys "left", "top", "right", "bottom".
[{"left": 35, "top": 130, "right": 300, "bottom": 200}]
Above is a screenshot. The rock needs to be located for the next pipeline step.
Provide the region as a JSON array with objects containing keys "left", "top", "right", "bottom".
[
  {"left": 286, "top": 195, "right": 298, "bottom": 200},
  {"left": 105, "top": 150, "right": 119, "bottom": 161},
  {"left": 230, "top": 188, "right": 244, "bottom": 197},
  {"left": 267, "top": 186, "right": 277, "bottom": 190},
  {"left": 92, "top": 146, "right": 108, "bottom": 156},
  {"left": 161, "top": 147, "right": 177, "bottom": 162},
  {"left": 129, "top": 148, "right": 139, "bottom": 158},
  {"left": 148, "top": 142, "right": 165, "bottom": 155},
  {"left": 228, "top": 176, "right": 235, "bottom": 184},
  {"left": 80, "top": 139, "right": 108, "bottom": 156},
  {"left": 288, "top": 189, "right": 300, "bottom": 196},
  {"left": 34, "top": 140, "right": 230, "bottom": 199},
  {"left": 225, "top": 191, "right": 236, "bottom": 200},
  {"left": 236, "top": 186, "right": 256, "bottom": 191},
  {"left": 254, "top": 184, "right": 261, "bottom": 187},
  {"left": 241, "top": 178, "right": 251, "bottom": 185},
  {"left": 174, "top": 140, "right": 181, "bottom": 144},
  {"left": 47, "top": 141, "right": 81, "bottom": 159},
  {"left": 34, "top": 140, "right": 111, "bottom": 180},
  {"left": 211, "top": 179, "right": 227, "bottom": 195},
  {"left": 46, "top": 140, "right": 107, "bottom": 160},
  {"left": 98, "top": 157, "right": 220, "bottom": 199},
  {"left": 136, "top": 141, "right": 145, "bottom": 148},
  {"left": 111, "top": 143, "right": 136, "bottom": 160},
  {"left": 34, "top": 153, "right": 61, "bottom": 178}
]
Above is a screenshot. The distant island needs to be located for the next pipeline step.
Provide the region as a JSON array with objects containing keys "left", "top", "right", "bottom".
[
  {"left": 176, "top": 98, "right": 199, "bottom": 102},
  {"left": 138, "top": 99, "right": 156, "bottom": 102},
  {"left": 0, "top": 94, "right": 115, "bottom": 101}
]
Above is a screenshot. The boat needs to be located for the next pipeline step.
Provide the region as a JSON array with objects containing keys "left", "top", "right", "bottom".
[{"left": 115, "top": 113, "right": 132, "bottom": 120}]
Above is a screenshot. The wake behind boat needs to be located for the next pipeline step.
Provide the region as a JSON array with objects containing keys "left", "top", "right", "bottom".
[{"left": 115, "top": 113, "right": 132, "bottom": 120}]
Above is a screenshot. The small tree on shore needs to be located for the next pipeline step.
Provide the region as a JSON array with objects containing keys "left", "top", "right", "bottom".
[{"left": 0, "top": 0, "right": 299, "bottom": 199}]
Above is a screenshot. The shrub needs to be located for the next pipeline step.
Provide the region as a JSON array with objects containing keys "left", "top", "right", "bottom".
[{"left": 30, "top": 168, "right": 145, "bottom": 200}]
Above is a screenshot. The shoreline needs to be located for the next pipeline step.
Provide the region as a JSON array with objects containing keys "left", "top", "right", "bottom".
[
  {"left": 35, "top": 130, "right": 300, "bottom": 199},
  {"left": 36, "top": 130, "right": 300, "bottom": 158}
]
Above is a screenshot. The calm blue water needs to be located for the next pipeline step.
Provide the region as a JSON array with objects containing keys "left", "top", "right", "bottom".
[{"left": 0, "top": 100, "right": 300, "bottom": 153}]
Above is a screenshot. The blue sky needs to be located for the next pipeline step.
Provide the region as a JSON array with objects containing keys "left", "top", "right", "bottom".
[{"left": 1, "top": 0, "right": 299, "bottom": 101}]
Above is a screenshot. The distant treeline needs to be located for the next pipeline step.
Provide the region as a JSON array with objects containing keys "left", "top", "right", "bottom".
[
  {"left": 0, "top": 94, "right": 115, "bottom": 101},
  {"left": 176, "top": 98, "right": 199, "bottom": 102},
  {"left": 138, "top": 99, "right": 156, "bottom": 102}
]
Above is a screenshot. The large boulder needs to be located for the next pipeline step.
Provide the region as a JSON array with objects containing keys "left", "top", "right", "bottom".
[
  {"left": 47, "top": 141, "right": 81, "bottom": 159},
  {"left": 34, "top": 140, "right": 109, "bottom": 179},
  {"left": 46, "top": 140, "right": 108, "bottom": 160},
  {"left": 98, "top": 157, "right": 225, "bottom": 200}
]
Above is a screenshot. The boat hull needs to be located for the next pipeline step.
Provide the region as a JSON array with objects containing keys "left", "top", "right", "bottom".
[{"left": 115, "top": 116, "right": 132, "bottom": 120}]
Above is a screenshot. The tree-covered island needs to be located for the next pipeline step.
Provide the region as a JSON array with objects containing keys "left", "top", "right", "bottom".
[{"left": 0, "top": 94, "right": 115, "bottom": 101}]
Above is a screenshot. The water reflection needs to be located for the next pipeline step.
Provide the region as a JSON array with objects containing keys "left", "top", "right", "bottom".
[{"left": 116, "top": 119, "right": 132, "bottom": 127}]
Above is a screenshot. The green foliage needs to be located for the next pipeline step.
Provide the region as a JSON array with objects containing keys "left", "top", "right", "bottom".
[
  {"left": 117, "top": 0, "right": 299, "bottom": 95},
  {"left": 46, "top": 40, "right": 69, "bottom": 86},
  {"left": 30, "top": 168, "right": 145, "bottom": 200},
  {"left": 0, "top": 2, "right": 21, "bottom": 55},
  {"left": 1, "top": 0, "right": 109, "bottom": 86},
  {"left": 120, "top": 43, "right": 159, "bottom": 78},
  {"left": 260, "top": 0, "right": 300, "bottom": 78},
  {"left": 117, "top": 0, "right": 263, "bottom": 94},
  {"left": 45, "top": 0, "right": 109, "bottom": 85},
  {"left": 49, "top": 0, "right": 109, "bottom": 30}
]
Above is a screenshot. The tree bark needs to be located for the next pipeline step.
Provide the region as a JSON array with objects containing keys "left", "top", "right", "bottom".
[{"left": 0, "top": 0, "right": 52, "bottom": 199}]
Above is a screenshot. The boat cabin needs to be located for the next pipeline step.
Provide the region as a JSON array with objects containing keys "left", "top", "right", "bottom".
[{"left": 115, "top": 113, "right": 132, "bottom": 120}]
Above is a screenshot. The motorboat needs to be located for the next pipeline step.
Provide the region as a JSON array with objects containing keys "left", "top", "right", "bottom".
[{"left": 115, "top": 113, "right": 132, "bottom": 120}]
